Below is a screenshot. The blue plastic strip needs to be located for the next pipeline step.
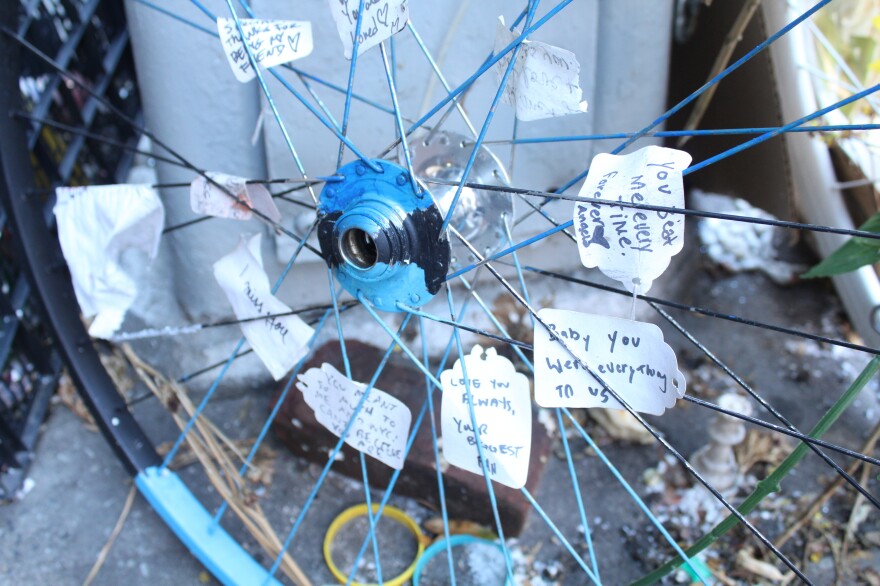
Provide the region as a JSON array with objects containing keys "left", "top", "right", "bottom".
[
  {"left": 136, "top": 467, "right": 283, "bottom": 586},
  {"left": 413, "top": 535, "right": 506, "bottom": 585}
]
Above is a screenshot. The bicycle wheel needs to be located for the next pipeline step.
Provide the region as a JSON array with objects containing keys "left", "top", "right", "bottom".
[{"left": 2, "top": 0, "right": 880, "bottom": 585}]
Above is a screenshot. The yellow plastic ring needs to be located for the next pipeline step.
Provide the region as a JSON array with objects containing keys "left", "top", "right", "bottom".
[{"left": 323, "top": 503, "right": 425, "bottom": 586}]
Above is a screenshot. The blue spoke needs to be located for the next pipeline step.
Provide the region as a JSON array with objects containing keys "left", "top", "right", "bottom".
[
  {"left": 612, "top": 0, "right": 834, "bottom": 155},
  {"left": 552, "top": 0, "right": 836, "bottom": 196},
  {"left": 562, "top": 407, "right": 705, "bottom": 581},
  {"left": 418, "top": 315, "right": 457, "bottom": 586},
  {"left": 336, "top": 0, "right": 368, "bottom": 170},
  {"left": 521, "top": 487, "right": 599, "bottom": 583},
  {"left": 360, "top": 291, "right": 515, "bottom": 580},
  {"left": 218, "top": 0, "right": 317, "bottom": 202},
  {"left": 502, "top": 216, "right": 534, "bottom": 329},
  {"left": 478, "top": 123, "right": 880, "bottom": 145},
  {"left": 267, "top": 314, "right": 414, "bottom": 580},
  {"left": 343, "top": 276, "right": 482, "bottom": 584},
  {"left": 327, "top": 268, "right": 384, "bottom": 585},
  {"left": 404, "top": 0, "right": 575, "bottom": 138},
  {"left": 439, "top": 0, "right": 541, "bottom": 235},
  {"left": 137, "top": 0, "right": 384, "bottom": 170},
  {"left": 211, "top": 303, "right": 336, "bottom": 525},
  {"left": 686, "top": 83, "right": 880, "bottom": 175},
  {"left": 379, "top": 42, "right": 420, "bottom": 195},
  {"left": 407, "top": 22, "right": 477, "bottom": 137},
  {"left": 161, "top": 220, "right": 320, "bottom": 470}
]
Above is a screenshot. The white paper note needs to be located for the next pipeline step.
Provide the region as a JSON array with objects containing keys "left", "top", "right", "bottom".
[
  {"left": 190, "top": 172, "right": 281, "bottom": 225},
  {"left": 53, "top": 185, "right": 164, "bottom": 339},
  {"left": 493, "top": 16, "right": 588, "bottom": 122},
  {"left": 213, "top": 234, "right": 314, "bottom": 380},
  {"left": 297, "top": 363, "right": 411, "bottom": 469},
  {"left": 534, "top": 309, "right": 685, "bottom": 416},
  {"left": 328, "top": 0, "right": 409, "bottom": 59},
  {"left": 573, "top": 145, "right": 692, "bottom": 294},
  {"left": 217, "top": 18, "right": 313, "bottom": 83},
  {"left": 441, "top": 345, "right": 531, "bottom": 489}
]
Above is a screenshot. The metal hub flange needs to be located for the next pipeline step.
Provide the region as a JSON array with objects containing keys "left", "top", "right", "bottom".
[
  {"left": 409, "top": 129, "right": 512, "bottom": 266},
  {"left": 317, "top": 159, "right": 451, "bottom": 312}
]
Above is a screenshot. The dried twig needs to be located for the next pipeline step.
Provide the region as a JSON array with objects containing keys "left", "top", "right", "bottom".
[
  {"left": 120, "top": 344, "right": 311, "bottom": 586},
  {"left": 775, "top": 420, "right": 880, "bottom": 549},
  {"left": 82, "top": 484, "right": 137, "bottom": 586},
  {"left": 677, "top": 0, "right": 763, "bottom": 147}
]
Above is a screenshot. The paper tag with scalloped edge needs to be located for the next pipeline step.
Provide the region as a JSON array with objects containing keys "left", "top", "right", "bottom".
[
  {"left": 573, "top": 145, "right": 691, "bottom": 295},
  {"left": 534, "top": 308, "right": 685, "bottom": 415},
  {"left": 493, "top": 16, "right": 588, "bottom": 122},
  {"left": 440, "top": 345, "right": 531, "bottom": 489},
  {"left": 190, "top": 172, "right": 281, "bottom": 225},
  {"left": 217, "top": 18, "right": 313, "bottom": 83},
  {"left": 213, "top": 233, "right": 314, "bottom": 380},
  {"left": 328, "top": 0, "right": 409, "bottom": 59},
  {"left": 297, "top": 363, "right": 411, "bottom": 469}
]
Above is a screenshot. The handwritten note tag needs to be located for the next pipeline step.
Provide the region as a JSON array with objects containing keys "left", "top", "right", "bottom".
[
  {"left": 534, "top": 309, "right": 685, "bottom": 416},
  {"left": 53, "top": 185, "right": 164, "bottom": 339},
  {"left": 190, "top": 173, "right": 281, "bottom": 225},
  {"left": 573, "top": 146, "right": 691, "bottom": 294},
  {"left": 493, "top": 16, "right": 588, "bottom": 122},
  {"left": 213, "top": 234, "right": 314, "bottom": 380},
  {"left": 440, "top": 345, "right": 531, "bottom": 489},
  {"left": 328, "top": 0, "right": 409, "bottom": 59},
  {"left": 297, "top": 363, "right": 411, "bottom": 469},
  {"left": 217, "top": 18, "right": 313, "bottom": 82}
]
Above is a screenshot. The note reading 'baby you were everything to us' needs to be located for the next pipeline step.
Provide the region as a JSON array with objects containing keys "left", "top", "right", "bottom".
[
  {"left": 574, "top": 145, "right": 691, "bottom": 294},
  {"left": 297, "top": 363, "right": 411, "bottom": 470},
  {"left": 441, "top": 345, "right": 531, "bottom": 489},
  {"left": 534, "top": 309, "right": 685, "bottom": 416}
]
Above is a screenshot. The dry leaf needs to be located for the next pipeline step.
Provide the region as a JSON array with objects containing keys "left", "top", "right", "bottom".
[
  {"left": 55, "top": 371, "right": 98, "bottom": 432},
  {"left": 736, "top": 549, "right": 787, "bottom": 582},
  {"left": 589, "top": 409, "right": 653, "bottom": 444},
  {"left": 424, "top": 516, "right": 496, "bottom": 540}
]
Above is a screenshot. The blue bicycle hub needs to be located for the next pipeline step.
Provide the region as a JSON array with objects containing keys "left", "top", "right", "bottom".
[{"left": 317, "top": 159, "right": 451, "bottom": 312}]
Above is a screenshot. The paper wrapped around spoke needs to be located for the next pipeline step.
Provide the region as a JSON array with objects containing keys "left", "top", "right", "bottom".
[
  {"left": 534, "top": 309, "right": 685, "bottom": 416},
  {"left": 440, "top": 345, "right": 531, "bottom": 489},
  {"left": 573, "top": 146, "right": 691, "bottom": 294},
  {"left": 190, "top": 172, "right": 281, "bottom": 224},
  {"left": 213, "top": 234, "right": 314, "bottom": 380},
  {"left": 328, "top": 0, "right": 409, "bottom": 59},
  {"left": 53, "top": 184, "right": 164, "bottom": 339},
  {"left": 217, "top": 18, "right": 313, "bottom": 82},
  {"left": 493, "top": 16, "right": 588, "bottom": 122}
]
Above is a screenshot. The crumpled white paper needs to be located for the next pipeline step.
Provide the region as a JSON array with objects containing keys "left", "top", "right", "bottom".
[
  {"left": 213, "top": 233, "right": 314, "bottom": 380},
  {"left": 53, "top": 184, "right": 164, "bottom": 339},
  {"left": 190, "top": 172, "right": 281, "bottom": 225},
  {"left": 493, "top": 16, "right": 588, "bottom": 122}
]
